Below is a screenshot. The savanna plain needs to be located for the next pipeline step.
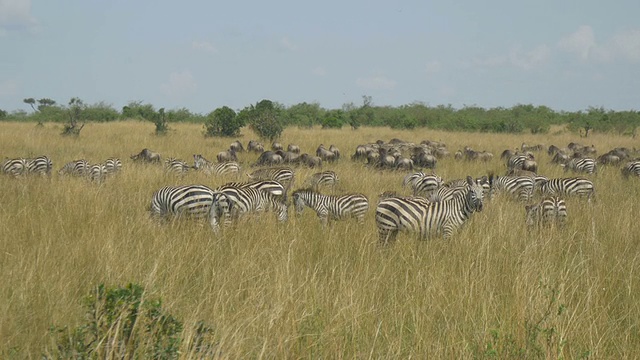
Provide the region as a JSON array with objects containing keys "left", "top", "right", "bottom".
[{"left": 1, "top": 121, "right": 640, "bottom": 359}]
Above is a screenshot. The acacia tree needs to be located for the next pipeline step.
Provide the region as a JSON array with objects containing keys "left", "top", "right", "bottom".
[
  {"left": 23, "top": 98, "right": 37, "bottom": 112},
  {"left": 62, "top": 97, "right": 86, "bottom": 136}
]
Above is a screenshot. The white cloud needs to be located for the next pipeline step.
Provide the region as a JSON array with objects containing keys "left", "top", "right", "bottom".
[
  {"left": 509, "top": 44, "right": 550, "bottom": 70},
  {"left": 191, "top": 40, "right": 217, "bottom": 54},
  {"left": 312, "top": 66, "right": 327, "bottom": 77},
  {"left": 611, "top": 29, "right": 640, "bottom": 62},
  {"left": 278, "top": 36, "right": 296, "bottom": 51},
  {"left": 0, "top": 79, "right": 18, "bottom": 97},
  {"left": 160, "top": 70, "right": 197, "bottom": 98},
  {"left": 0, "top": 0, "right": 37, "bottom": 33},
  {"left": 425, "top": 60, "right": 441, "bottom": 75},
  {"left": 557, "top": 25, "right": 597, "bottom": 60},
  {"left": 356, "top": 76, "right": 397, "bottom": 90}
]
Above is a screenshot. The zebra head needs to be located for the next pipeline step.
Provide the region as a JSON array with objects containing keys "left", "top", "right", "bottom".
[
  {"left": 466, "top": 176, "right": 484, "bottom": 212},
  {"left": 209, "top": 192, "right": 233, "bottom": 233},
  {"left": 291, "top": 190, "right": 307, "bottom": 216}
]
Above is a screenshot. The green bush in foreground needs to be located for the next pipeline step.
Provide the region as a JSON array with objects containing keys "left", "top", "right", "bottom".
[{"left": 44, "top": 283, "right": 218, "bottom": 359}]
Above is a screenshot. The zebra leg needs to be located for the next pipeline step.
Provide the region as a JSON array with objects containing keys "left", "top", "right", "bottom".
[{"left": 378, "top": 228, "right": 397, "bottom": 246}]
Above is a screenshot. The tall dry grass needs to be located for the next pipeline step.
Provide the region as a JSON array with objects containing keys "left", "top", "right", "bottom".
[{"left": 1, "top": 121, "right": 639, "bottom": 358}]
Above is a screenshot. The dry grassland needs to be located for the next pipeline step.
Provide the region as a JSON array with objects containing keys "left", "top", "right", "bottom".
[{"left": 1, "top": 121, "right": 639, "bottom": 358}]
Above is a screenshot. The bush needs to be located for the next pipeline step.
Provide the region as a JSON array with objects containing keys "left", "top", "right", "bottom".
[
  {"left": 45, "top": 283, "right": 219, "bottom": 359},
  {"left": 204, "top": 106, "right": 243, "bottom": 137},
  {"left": 243, "top": 100, "right": 284, "bottom": 141}
]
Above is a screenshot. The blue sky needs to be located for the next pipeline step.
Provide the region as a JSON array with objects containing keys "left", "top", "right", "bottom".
[{"left": 1, "top": 0, "right": 639, "bottom": 114}]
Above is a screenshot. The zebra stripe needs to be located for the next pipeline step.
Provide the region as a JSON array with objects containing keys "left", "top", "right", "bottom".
[
  {"left": 525, "top": 196, "right": 567, "bottom": 227},
  {"left": 404, "top": 172, "right": 442, "bottom": 196},
  {"left": 539, "top": 177, "right": 595, "bottom": 200},
  {"left": 208, "top": 191, "right": 233, "bottom": 234},
  {"left": 292, "top": 189, "right": 369, "bottom": 226},
  {"left": 104, "top": 158, "right": 122, "bottom": 175},
  {"left": 247, "top": 167, "right": 295, "bottom": 198},
  {"left": 216, "top": 186, "right": 288, "bottom": 222},
  {"left": 219, "top": 180, "right": 286, "bottom": 199},
  {"left": 305, "top": 170, "right": 339, "bottom": 191},
  {"left": 506, "top": 154, "right": 531, "bottom": 170},
  {"left": 488, "top": 174, "right": 534, "bottom": 201},
  {"left": 26, "top": 156, "right": 53, "bottom": 176},
  {"left": 88, "top": 164, "right": 108, "bottom": 183},
  {"left": 563, "top": 158, "right": 596, "bottom": 174},
  {"left": 376, "top": 176, "right": 484, "bottom": 244},
  {"left": 150, "top": 185, "right": 215, "bottom": 219},
  {"left": 165, "top": 158, "right": 190, "bottom": 176},
  {"left": 193, "top": 154, "right": 240, "bottom": 176},
  {"left": 58, "top": 159, "right": 91, "bottom": 176},
  {"left": 622, "top": 160, "right": 640, "bottom": 178},
  {"left": 2, "top": 158, "right": 28, "bottom": 177}
]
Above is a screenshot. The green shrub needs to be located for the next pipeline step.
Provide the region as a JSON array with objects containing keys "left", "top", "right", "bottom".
[{"left": 204, "top": 106, "right": 243, "bottom": 137}]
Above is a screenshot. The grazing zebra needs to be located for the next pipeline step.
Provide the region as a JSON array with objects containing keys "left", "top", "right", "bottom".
[
  {"left": 292, "top": 189, "right": 369, "bottom": 226},
  {"left": 208, "top": 191, "right": 233, "bottom": 234},
  {"left": 562, "top": 158, "right": 596, "bottom": 174},
  {"left": 525, "top": 196, "right": 567, "bottom": 228},
  {"left": 403, "top": 172, "right": 442, "bottom": 197},
  {"left": 87, "top": 164, "right": 108, "bottom": 183},
  {"left": 538, "top": 177, "right": 595, "bottom": 201},
  {"left": 26, "top": 155, "right": 53, "bottom": 176},
  {"left": 58, "top": 159, "right": 91, "bottom": 177},
  {"left": 165, "top": 158, "right": 190, "bottom": 176},
  {"left": 2, "top": 158, "right": 28, "bottom": 177},
  {"left": 247, "top": 167, "right": 295, "bottom": 198},
  {"left": 621, "top": 160, "right": 640, "bottom": 178},
  {"left": 150, "top": 184, "right": 215, "bottom": 219},
  {"left": 215, "top": 185, "right": 288, "bottom": 223},
  {"left": 104, "top": 158, "right": 122, "bottom": 176},
  {"left": 305, "top": 171, "right": 339, "bottom": 191},
  {"left": 193, "top": 154, "right": 240, "bottom": 177},
  {"left": 434, "top": 176, "right": 490, "bottom": 201},
  {"left": 218, "top": 180, "right": 286, "bottom": 199},
  {"left": 376, "top": 176, "right": 484, "bottom": 244},
  {"left": 488, "top": 174, "right": 535, "bottom": 201}
]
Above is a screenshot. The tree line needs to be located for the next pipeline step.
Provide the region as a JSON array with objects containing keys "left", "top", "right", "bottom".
[{"left": 0, "top": 97, "right": 638, "bottom": 139}]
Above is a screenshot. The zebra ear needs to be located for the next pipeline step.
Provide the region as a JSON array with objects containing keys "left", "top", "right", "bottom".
[{"left": 466, "top": 176, "right": 474, "bottom": 186}]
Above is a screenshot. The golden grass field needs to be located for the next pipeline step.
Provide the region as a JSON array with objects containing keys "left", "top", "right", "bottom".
[{"left": 1, "top": 121, "right": 639, "bottom": 358}]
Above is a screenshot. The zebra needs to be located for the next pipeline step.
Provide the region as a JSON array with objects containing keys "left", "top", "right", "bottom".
[
  {"left": 562, "top": 158, "right": 597, "bottom": 174},
  {"left": 376, "top": 176, "right": 484, "bottom": 244},
  {"left": 215, "top": 185, "right": 288, "bottom": 223},
  {"left": 621, "top": 160, "right": 640, "bottom": 178},
  {"left": 87, "top": 164, "right": 108, "bottom": 183},
  {"left": 247, "top": 167, "right": 295, "bottom": 199},
  {"left": 538, "top": 177, "right": 595, "bottom": 201},
  {"left": 439, "top": 176, "right": 490, "bottom": 199},
  {"left": 403, "top": 172, "right": 442, "bottom": 197},
  {"left": 104, "top": 158, "right": 122, "bottom": 176},
  {"left": 291, "top": 189, "right": 369, "bottom": 226},
  {"left": 165, "top": 158, "right": 190, "bottom": 176},
  {"left": 193, "top": 154, "right": 240, "bottom": 177},
  {"left": 525, "top": 196, "right": 567, "bottom": 228},
  {"left": 488, "top": 174, "right": 535, "bottom": 201},
  {"left": 150, "top": 184, "right": 215, "bottom": 219},
  {"left": 2, "top": 158, "right": 28, "bottom": 177},
  {"left": 218, "top": 180, "right": 286, "bottom": 199},
  {"left": 208, "top": 191, "right": 233, "bottom": 234},
  {"left": 26, "top": 155, "right": 53, "bottom": 176},
  {"left": 305, "top": 170, "right": 339, "bottom": 191},
  {"left": 58, "top": 159, "right": 91, "bottom": 177}
]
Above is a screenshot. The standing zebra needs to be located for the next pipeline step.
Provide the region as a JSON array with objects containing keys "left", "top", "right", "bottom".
[
  {"left": 305, "top": 170, "right": 339, "bottom": 191},
  {"left": 88, "top": 164, "right": 108, "bottom": 183},
  {"left": 104, "top": 158, "right": 122, "bottom": 176},
  {"left": 621, "top": 160, "right": 640, "bottom": 178},
  {"left": 208, "top": 191, "right": 233, "bottom": 234},
  {"left": 525, "top": 196, "right": 567, "bottom": 228},
  {"left": 291, "top": 189, "right": 369, "bottom": 226},
  {"left": 403, "top": 172, "right": 442, "bottom": 197},
  {"left": 488, "top": 174, "right": 535, "bottom": 201},
  {"left": 562, "top": 158, "right": 596, "bottom": 174},
  {"left": 26, "top": 155, "right": 53, "bottom": 176},
  {"left": 219, "top": 180, "right": 286, "bottom": 199},
  {"left": 193, "top": 154, "right": 240, "bottom": 177},
  {"left": 247, "top": 167, "right": 295, "bottom": 199},
  {"left": 58, "top": 159, "right": 91, "bottom": 177},
  {"left": 376, "top": 176, "right": 484, "bottom": 244},
  {"left": 215, "top": 185, "right": 288, "bottom": 223},
  {"left": 150, "top": 184, "right": 215, "bottom": 219},
  {"left": 165, "top": 158, "right": 190, "bottom": 176},
  {"left": 2, "top": 158, "right": 28, "bottom": 177},
  {"left": 538, "top": 177, "right": 595, "bottom": 201}
]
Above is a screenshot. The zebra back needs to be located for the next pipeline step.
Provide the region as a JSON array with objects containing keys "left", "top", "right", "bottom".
[
  {"left": 59, "top": 159, "right": 91, "bottom": 176},
  {"left": 165, "top": 158, "right": 190, "bottom": 176},
  {"left": 292, "top": 189, "right": 369, "bottom": 225},
  {"left": 622, "top": 161, "right": 640, "bottom": 178},
  {"left": 194, "top": 154, "right": 240, "bottom": 176},
  {"left": 150, "top": 185, "right": 215, "bottom": 219},
  {"left": 3, "top": 158, "right": 28, "bottom": 177},
  {"left": 305, "top": 171, "right": 339, "bottom": 191},
  {"left": 525, "top": 196, "right": 567, "bottom": 227},
  {"left": 563, "top": 158, "right": 596, "bottom": 174},
  {"left": 488, "top": 174, "right": 534, "bottom": 201},
  {"left": 26, "top": 155, "right": 53, "bottom": 176},
  {"left": 218, "top": 186, "right": 288, "bottom": 222},
  {"left": 104, "top": 158, "right": 122, "bottom": 175},
  {"left": 539, "top": 177, "right": 594, "bottom": 200}
]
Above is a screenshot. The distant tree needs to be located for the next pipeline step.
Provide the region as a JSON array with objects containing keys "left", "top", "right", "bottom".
[
  {"left": 243, "top": 99, "right": 284, "bottom": 141},
  {"left": 37, "top": 98, "right": 56, "bottom": 111},
  {"left": 121, "top": 101, "right": 156, "bottom": 120},
  {"left": 152, "top": 108, "right": 169, "bottom": 135},
  {"left": 204, "top": 106, "right": 242, "bottom": 137},
  {"left": 62, "top": 97, "right": 86, "bottom": 136},
  {"left": 23, "top": 98, "right": 37, "bottom": 112},
  {"left": 321, "top": 109, "right": 344, "bottom": 129},
  {"left": 0, "top": 108, "right": 7, "bottom": 120}
]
